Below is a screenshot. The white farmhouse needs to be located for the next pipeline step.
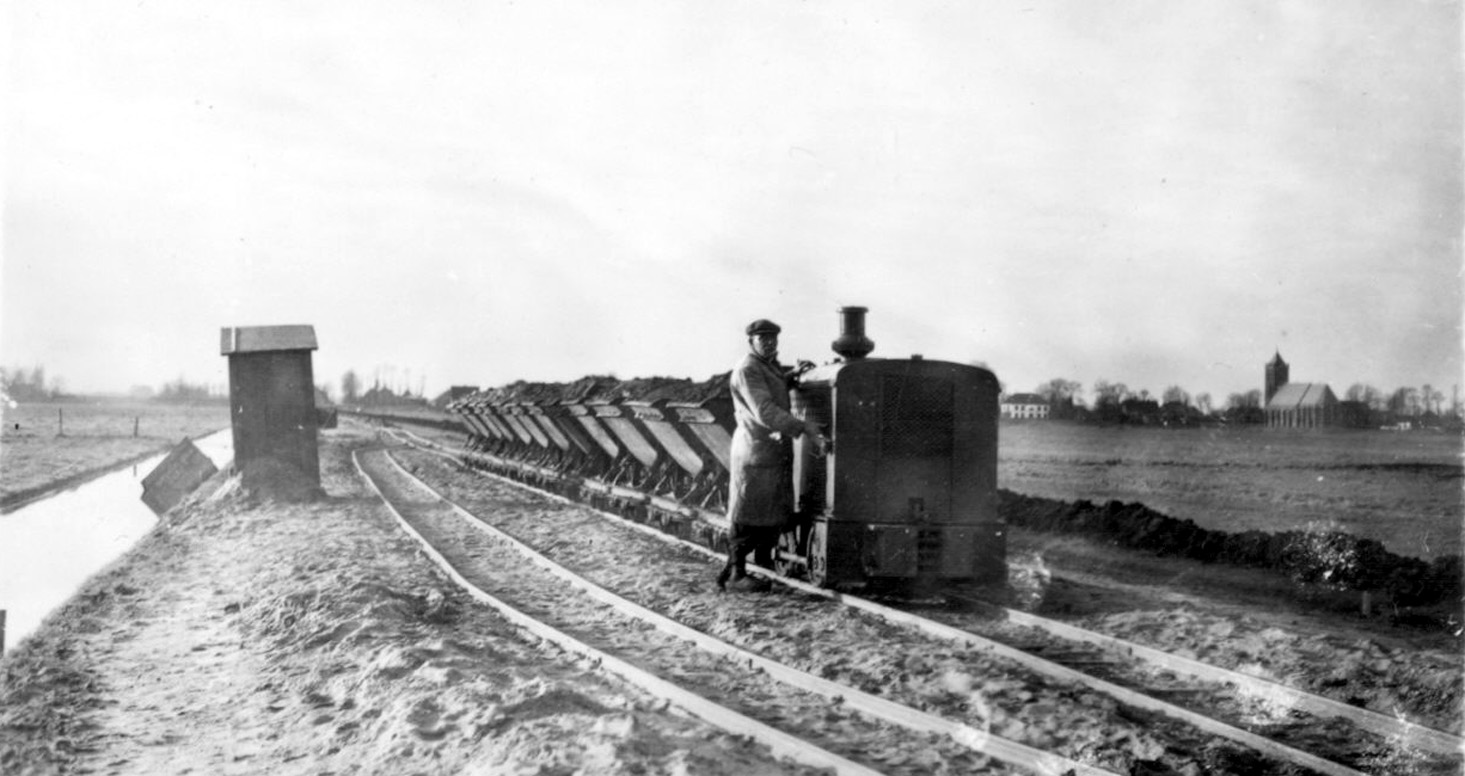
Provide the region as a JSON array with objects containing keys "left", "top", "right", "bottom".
[{"left": 1001, "top": 392, "right": 1050, "bottom": 420}]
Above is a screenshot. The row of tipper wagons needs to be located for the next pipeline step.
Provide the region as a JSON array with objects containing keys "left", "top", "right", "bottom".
[{"left": 415, "top": 351, "right": 1006, "bottom": 590}]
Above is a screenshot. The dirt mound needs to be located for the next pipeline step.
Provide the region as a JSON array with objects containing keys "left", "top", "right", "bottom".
[
  {"left": 560, "top": 375, "right": 620, "bottom": 403},
  {"left": 646, "top": 372, "right": 732, "bottom": 404},
  {"left": 477, "top": 381, "right": 566, "bottom": 404},
  {"left": 1001, "top": 490, "right": 1463, "bottom": 608},
  {"left": 466, "top": 373, "right": 733, "bottom": 407}
]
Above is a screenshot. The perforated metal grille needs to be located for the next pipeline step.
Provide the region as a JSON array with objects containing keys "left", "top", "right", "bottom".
[
  {"left": 880, "top": 375, "right": 953, "bottom": 457},
  {"left": 917, "top": 529, "right": 943, "bottom": 572}
]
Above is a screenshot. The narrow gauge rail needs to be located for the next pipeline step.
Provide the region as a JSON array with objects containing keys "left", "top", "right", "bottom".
[
  {"left": 373, "top": 420, "right": 1461, "bottom": 776},
  {"left": 375, "top": 424, "right": 1359, "bottom": 767},
  {"left": 937, "top": 590, "right": 1463, "bottom": 758},
  {"left": 353, "top": 444, "right": 1108, "bottom": 776}
]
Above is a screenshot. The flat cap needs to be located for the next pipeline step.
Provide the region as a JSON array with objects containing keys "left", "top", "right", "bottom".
[{"left": 745, "top": 318, "right": 782, "bottom": 336}]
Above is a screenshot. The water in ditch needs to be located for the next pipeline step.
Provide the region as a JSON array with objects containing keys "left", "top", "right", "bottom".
[{"left": 0, "top": 430, "right": 234, "bottom": 653}]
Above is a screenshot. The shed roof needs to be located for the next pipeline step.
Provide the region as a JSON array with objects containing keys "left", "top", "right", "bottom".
[
  {"left": 1003, "top": 393, "right": 1048, "bottom": 405},
  {"left": 220, "top": 325, "right": 318, "bottom": 355},
  {"left": 1265, "top": 382, "right": 1336, "bottom": 410}
]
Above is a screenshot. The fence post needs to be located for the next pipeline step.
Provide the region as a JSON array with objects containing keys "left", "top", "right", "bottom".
[
  {"left": 58, "top": 407, "right": 64, "bottom": 437},
  {"left": 134, "top": 416, "right": 140, "bottom": 437}
]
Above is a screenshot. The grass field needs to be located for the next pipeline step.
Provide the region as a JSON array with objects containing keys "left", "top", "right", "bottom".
[
  {"left": 0, "top": 400, "right": 231, "bottom": 505},
  {"left": 998, "top": 421, "right": 1464, "bottom": 560}
]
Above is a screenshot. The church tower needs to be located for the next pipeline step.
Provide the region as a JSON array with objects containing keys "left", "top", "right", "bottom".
[{"left": 1265, "top": 351, "right": 1289, "bottom": 403}]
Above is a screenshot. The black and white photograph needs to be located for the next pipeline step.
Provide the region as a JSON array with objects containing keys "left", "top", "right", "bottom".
[{"left": 2, "top": 2, "right": 1461, "bottom": 774}]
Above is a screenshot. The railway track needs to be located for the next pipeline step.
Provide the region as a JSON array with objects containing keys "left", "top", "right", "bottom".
[
  {"left": 368, "top": 420, "right": 1463, "bottom": 776},
  {"left": 354, "top": 444, "right": 1111, "bottom": 776},
  {"left": 935, "top": 590, "right": 1462, "bottom": 758}
]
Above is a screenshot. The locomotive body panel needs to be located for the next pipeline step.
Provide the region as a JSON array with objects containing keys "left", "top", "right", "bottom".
[{"left": 793, "top": 357, "right": 1003, "bottom": 585}]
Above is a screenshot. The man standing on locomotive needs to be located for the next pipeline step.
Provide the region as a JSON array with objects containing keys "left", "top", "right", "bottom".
[{"left": 717, "top": 318, "right": 823, "bottom": 592}]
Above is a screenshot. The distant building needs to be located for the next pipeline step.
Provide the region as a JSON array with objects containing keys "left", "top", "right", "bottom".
[
  {"left": 1263, "top": 352, "right": 1341, "bottom": 428},
  {"left": 1264, "top": 351, "right": 1290, "bottom": 404},
  {"left": 1001, "top": 393, "right": 1050, "bottom": 419},
  {"left": 433, "top": 385, "right": 479, "bottom": 409}
]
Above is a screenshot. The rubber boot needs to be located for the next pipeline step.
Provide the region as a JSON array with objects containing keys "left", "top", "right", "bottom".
[{"left": 731, "top": 575, "right": 772, "bottom": 593}]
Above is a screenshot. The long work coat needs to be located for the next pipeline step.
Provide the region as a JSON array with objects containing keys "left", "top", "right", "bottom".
[{"left": 727, "top": 352, "right": 805, "bottom": 527}]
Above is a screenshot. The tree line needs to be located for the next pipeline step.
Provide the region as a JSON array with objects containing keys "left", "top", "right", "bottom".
[
  {"left": 1027, "top": 378, "right": 1461, "bottom": 426},
  {"left": 331, "top": 368, "right": 431, "bottom": 407},
  {"left": 1, "top": 364, "right": 226, "bottom": 402},
  {"left": 0, "top": 365, "right": 64, "bottom": 401}
]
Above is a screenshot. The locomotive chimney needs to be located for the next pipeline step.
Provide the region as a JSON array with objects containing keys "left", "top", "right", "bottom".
[{"left": 831, "top": 306, "right": 875, "bottom": 360}]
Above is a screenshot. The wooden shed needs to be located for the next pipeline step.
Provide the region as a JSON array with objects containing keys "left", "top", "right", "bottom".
[{"left": 220, "top": 325, "right": 322, "bottom": 500}]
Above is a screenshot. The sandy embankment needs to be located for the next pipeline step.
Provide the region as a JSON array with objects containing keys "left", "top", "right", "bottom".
[{"left": 0, "top": 428, "right": 807, "bottom": 776}]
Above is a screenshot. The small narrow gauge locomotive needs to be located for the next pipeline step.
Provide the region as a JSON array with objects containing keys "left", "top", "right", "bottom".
[
  {"left": 446, "top": 306, "right": 1005, "bottom": 590},
  {"left": 777, "top": 307, "right": 1004, "bottom": 587}
]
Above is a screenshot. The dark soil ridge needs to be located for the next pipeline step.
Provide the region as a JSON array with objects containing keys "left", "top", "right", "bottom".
[
  {"left": 1006, "top": 457, "right": 1463, "bottom": 477},
  {"left": 1000, "top": 489, "right": 1464, "bottom": 609}
]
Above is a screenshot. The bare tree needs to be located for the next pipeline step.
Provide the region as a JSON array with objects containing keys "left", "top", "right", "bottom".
[
  {"left": 1425, "top": 386, "right": 1445, "bottom": 415},
  {"left": 1092, "top": 379, "right": 1128, "bottom": 407},
  {"left": 341, "top": 370, "right": 361, "bottom": 402},
  {"left": 2, "top": 363, "right": 63, "bottom": 400},
  {"left": 1389, "top": 387, "right": 1420, "bottom": 416},
  {"left": 1195, "top": 392, "right": 1213, "bottom": 415},
  {"left": 1036, "top": 378, "right": 1082, "bottom": 404},
  {"left": 1418, "top": 384, "right": 1446, "bottom": 415},
  {"left": 1227, "top": 390, "right": 1262, "bottom": 409},
  {"left": 1345, "top": 383, "right": 1383, "bottom": 409},
  {"left": 1161, "top": 385, "right": 1191, "bottom": 406}
]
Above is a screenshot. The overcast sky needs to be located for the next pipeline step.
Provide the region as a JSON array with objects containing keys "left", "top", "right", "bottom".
[{"left": 4, "top": 1, "right": 1461, "bottom": 405}]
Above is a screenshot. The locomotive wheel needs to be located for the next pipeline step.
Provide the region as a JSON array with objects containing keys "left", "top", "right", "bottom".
[
  {"left": 773, "top": 529, "right": 801, "bottom": 578},
  {"left": 807, "top": 521, "right": 829, "bottom": 588}
]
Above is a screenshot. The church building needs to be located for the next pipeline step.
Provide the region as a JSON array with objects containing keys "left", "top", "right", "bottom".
[{"left": 1263, "top": 352, "right": 1340, "bottom": 428}]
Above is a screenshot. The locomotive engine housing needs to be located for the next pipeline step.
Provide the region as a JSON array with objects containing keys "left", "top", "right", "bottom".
[{"left": 781, "top": 334, "right": 1004, "bottom": 588}]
